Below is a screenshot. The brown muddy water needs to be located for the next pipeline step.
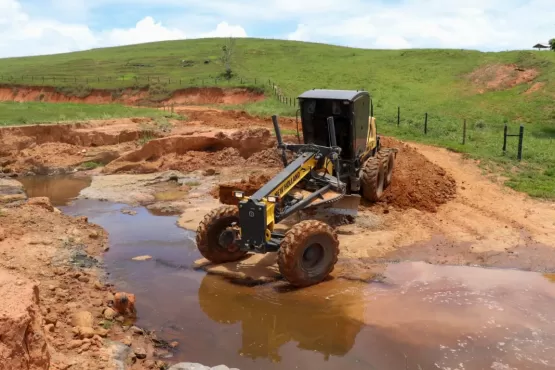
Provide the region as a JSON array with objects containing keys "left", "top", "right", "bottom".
[{"left": 22, "top": 175, "right": 555, "bottom": 370}]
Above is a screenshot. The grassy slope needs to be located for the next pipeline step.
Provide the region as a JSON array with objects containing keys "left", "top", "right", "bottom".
[
  {"left": 0, "top": 102, "right": 169, "bottom": 126},
  {"left": 0, "top": 38, "right": 554, "bottom": 197}
]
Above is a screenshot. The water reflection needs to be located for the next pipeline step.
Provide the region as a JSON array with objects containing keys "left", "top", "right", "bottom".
[
  {"left": 198, "top": 274, "right": 364, "bottom": 363},
  {"left": 18, "top": 175, "right": 91, "bottom": 206}
]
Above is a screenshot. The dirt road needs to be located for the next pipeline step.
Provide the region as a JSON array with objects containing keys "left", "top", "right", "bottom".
[{"left": 1, "top": 105, "right": 555, "bottom": 369}]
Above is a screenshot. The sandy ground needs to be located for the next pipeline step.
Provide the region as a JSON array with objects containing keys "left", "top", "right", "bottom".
[{"left": 2, "top": 105, "right": 555, "bottom": 369}]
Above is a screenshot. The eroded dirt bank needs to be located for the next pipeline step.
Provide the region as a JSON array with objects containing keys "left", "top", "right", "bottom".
[
  {"left": 0, "top": 85, "right": 264, "bottom": 106},
  {"left": 0, "top": 183, "right": 171, "bottom": 370},
  {"left": 0, "top": 108, "right": 298, "bottom": 177}
]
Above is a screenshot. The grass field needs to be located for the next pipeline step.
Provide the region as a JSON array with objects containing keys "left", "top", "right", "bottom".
[
  {"left": 0, "top": 102, "right": 167, "bottom": 126},
  {"left": 0, "top": 38, "right": 554, "bottom": 198}
]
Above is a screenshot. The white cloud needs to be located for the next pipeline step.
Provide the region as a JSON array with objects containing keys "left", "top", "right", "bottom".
[
  {"left": 285, "top": 0, "right": 555, "bottom": 50},
  {"left": 200, "top": 21, "right": 247, "bottom": 38},
  {"left": 1, "top": 0, "right": 554, "bottom": 57},
  {"left": 99, "top": 16, "right": 187, "bottom": 47},
  {"left": 0, "top": 0, "right": 247, "bottom": 57}
]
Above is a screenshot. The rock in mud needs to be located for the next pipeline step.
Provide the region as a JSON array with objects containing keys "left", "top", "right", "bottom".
[
  {"left": 75, "top": 326, "right": 95, "bottom": 339},
  {"left": 0, "top": 178, "right": 27, "bottom": 205},
  {"left": 130, "top": 325, "right": 144, "bottom": 335},
  {"left": 103, "top": 307, "right": 117, "bottom": 320},
  {"left": 0, "top": 268, "right": 50, "bottom": 370},
  {"left": 71, "top": 311, "right": 94, "bottom": 327},
  {"left": 134, "top": 347, "right": 147, "bottom": 359},
  {"left": 132, "top": 255, "right": 152, "bottom": 261},
  {"left": 95, "top": 328, "right": 109, "bottom": 338},
  {"left": 27, "top": 197, "right": 54, "bottom": 212},
  {"left": 168, "top": 364, "right": 239, "bottom": 370}
]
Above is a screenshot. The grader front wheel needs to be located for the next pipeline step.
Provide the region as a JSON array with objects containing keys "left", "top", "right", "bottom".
[
  {"left": 277, "top": 220, "right": 339, "bottom": 287},
  {"left": 195, "top": 205, "right": 248, "bottom": 264}
]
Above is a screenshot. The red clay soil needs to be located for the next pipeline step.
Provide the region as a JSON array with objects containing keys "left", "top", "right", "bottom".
[
  {"left": 213, "top": 137, "right": 457, "bottom": 213},
  {"left": 0, "top": 111, "right": 296, "bottom": 176},
  {"left": 524, "top": 82, "right": 545, "bottom": 95},
  {"left": 0, "top": 85, "right": 264, "bottom": 105},
  {"left": 102, "top": 128, "right": 277, "bottom": 174},
  {"left": 0, "top": 119, "right": 159, "bottom": 175},
  {"left": 378, "top": 137, "right": 456, "bottom": 212},
  {"left": 179, "top": 107, "right": 299, "bottom": 131},
  {"left": 466, "top": 64, "right": 539, "bottom": 93},
  {"left": 212, "top": 174, "right": 275, "bottom": 205}
]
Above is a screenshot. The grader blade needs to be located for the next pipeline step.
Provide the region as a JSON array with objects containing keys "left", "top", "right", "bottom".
[{"left": 321, "top": 194, "right": 360, "bottom": 217}]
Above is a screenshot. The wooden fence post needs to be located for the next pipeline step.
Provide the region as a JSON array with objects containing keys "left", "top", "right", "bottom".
[
  {"left": 503, "top": 124, "right": 508, "bottom": 153},
  {"left": 517, "top": 125, "right": 524, "bottom": 161},
  {"left": 462, "top": 119, "right": 467, "bottom": 145}
]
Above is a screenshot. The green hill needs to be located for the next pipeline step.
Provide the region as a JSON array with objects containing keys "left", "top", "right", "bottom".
[{"left": 0, "top": 38, "right": 554, "bottom": 198}]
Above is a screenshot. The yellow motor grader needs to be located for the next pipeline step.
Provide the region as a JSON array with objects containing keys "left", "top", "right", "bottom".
[{"left": 196, "top": 89, "right": 396, "bottom": 287}]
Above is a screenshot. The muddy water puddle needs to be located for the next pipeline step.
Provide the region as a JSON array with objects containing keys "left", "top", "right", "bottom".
[
  {"left": 18, "top": 174, "right": 92, "bottom": 206},
  {"left": 21, "top": 175, "right": 555, "bottom": 370}
]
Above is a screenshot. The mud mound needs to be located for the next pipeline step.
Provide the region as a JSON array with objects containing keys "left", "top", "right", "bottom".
[
  {"left": 214, "top": 174, "right": 275, "bottom": 205},
  {"left": 0, "top": 119, "right": 159, "bottom": 152},
  {"left": 0, "top": 269, "right": 50, "bottom": 370},
  {"left": 245, "top": 148, "right": 295, "bottom": 167},
  {"left": 103, "top": 128, "right": 276, "bottom": 174},
  {"left": 379, "top": 137, "right": 456, "bottom": 212},
  {"left": 466, "top": 64, "right": 539, "bottom": 93},
  {"left": 166, "top": 87, "right": 264, "bottom": 105},
  {"left": 181, "top": 107, "right": 298, "bottom": 131},
  {"left": 0, "top": 85, "right": 263, "bottom": 105},
  {"left": 157, "top": 148, "right": 245, "bottom": 173}
]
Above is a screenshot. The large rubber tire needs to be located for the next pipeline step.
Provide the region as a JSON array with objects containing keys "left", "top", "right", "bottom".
[
  {"left": 378, "top": 149, "right": 395, "bottom": 189},
  {"left": 195, "top": 205, "right": 248, "bottom": 264},
  {"left": 360, "top": 156, "right": 385, "bottom": 202},
  {"left": 277, "top": 220, "right": 339, "bottom": 287}
]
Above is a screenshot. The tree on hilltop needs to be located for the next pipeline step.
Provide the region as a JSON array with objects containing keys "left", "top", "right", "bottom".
[
  {"left": 550, "top": 39, "right": 555, "bottom": 51},
  {"left": 220, "top": 36, "right": 236, "bottom": 80}
]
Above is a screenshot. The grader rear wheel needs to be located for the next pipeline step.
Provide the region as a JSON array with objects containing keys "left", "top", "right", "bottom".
[
  {"left": 378, "top": 149, "right": 395, "bottom": 189},
  {"left": 360, "top": 156, "right": 385, "bottom": 202},
  {"left": 277, "top": 220, "right": 339, "bottom": 287},
  {"left": 195, "top": 205, "right": 248, "bottom": 264}
]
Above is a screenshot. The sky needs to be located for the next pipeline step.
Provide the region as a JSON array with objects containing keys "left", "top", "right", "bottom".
[{"left": 0, "top": 0, "right": 554, "bottom": 58}]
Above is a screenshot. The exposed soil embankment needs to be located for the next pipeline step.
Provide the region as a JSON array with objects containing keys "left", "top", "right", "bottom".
[
  {"left": 1, "top": 191, "right": 169, "bottom": 369},
  {"left": 0, "top": 269, "right": 50, "bottom": 370},
  {"left": 379, "top": 137, "right": 456, "bottom": 212},
  {"left": 466, "top": 64, "right": 539, "bottom": 93},
  {"left": 179, "top": 106, "right": 299, "bottom": 131},
  {"left": 0, "top": 108, "right": 299, "bottom": 176},
  {"left": 0, "top": 118, "right": 160, "bottom": 175},
  {"left": 0, "top": 85, "right": 264, "bottom": 105},
  {"left": 101, "top": 129, "right": 295, "bottom": 175}
]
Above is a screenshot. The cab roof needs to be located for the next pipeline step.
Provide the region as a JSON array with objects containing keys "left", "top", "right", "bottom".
[{"left": 297, "top": 89, "right": 369, "bottom": 101}]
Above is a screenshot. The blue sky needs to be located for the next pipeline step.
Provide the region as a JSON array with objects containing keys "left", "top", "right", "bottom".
[{"left": 1, "top": 0, "right": 553, "bottom": 58}]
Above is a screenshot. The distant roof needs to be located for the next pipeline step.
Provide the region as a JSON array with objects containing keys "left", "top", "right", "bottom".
[{"left": 297, "top": 89, "right": 369, "bottom": 101}]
